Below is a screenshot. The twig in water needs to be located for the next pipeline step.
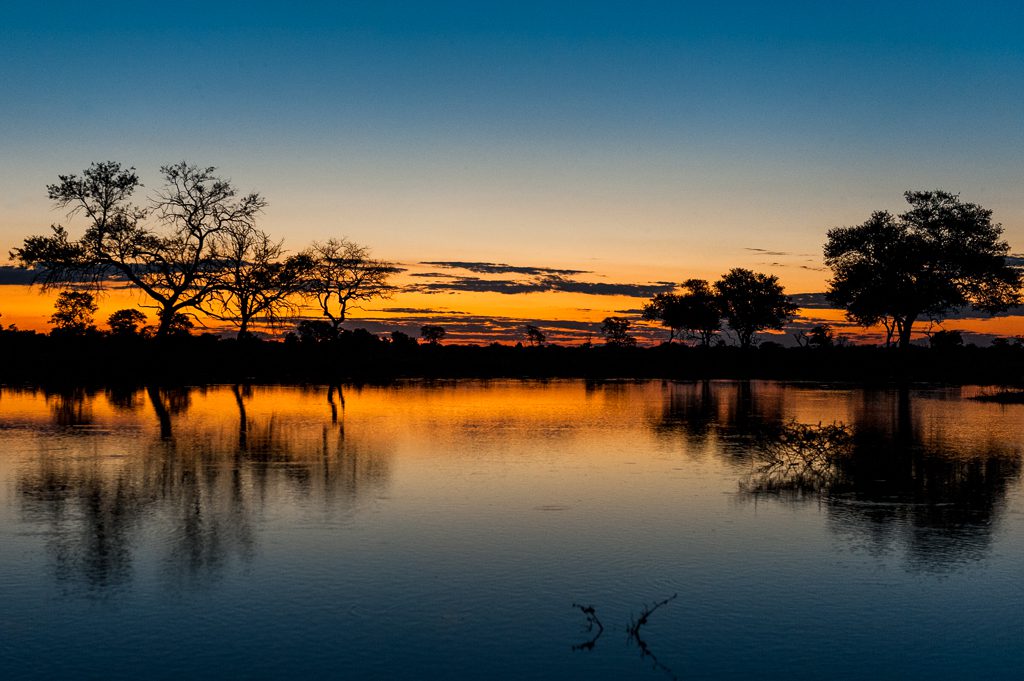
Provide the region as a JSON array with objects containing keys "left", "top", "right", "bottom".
[
  {"left": 627, "top": 594, "right": 679, "bottom": 680},
  {"left": 571, "top": 603, "right": 605, "bottom": 651}
]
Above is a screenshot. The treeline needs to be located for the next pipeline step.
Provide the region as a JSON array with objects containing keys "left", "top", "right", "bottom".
[
  {"left": 9, "top": 161, "right": 395, "bottom": 339},
  {"left": 5, "top": 161, "right": 1024, "bottom": 358},
  {"left": 3, "top": 323, "right": 1024, "bottom": 385}
]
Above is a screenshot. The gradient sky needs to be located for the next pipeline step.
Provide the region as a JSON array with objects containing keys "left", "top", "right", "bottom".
[{"left": 3, "top": 1, "right": 1024, "bottom": 340}]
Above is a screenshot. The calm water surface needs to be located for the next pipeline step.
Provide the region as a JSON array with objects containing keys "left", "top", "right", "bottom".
[{"left": 0, "top": 380, "right": 1021, "bottom": 680}]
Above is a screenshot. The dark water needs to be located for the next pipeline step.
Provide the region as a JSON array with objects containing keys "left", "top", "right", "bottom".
[{"left": 1, "top": 381, "right": 1021, "bottom": 680}]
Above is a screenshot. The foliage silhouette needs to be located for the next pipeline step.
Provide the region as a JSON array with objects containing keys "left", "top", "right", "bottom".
[
  {"left": 203, "top": 223, "right": 306, "bottom": 338},
  {"left": 301, "top": 238, "right": 397, "bottom": 331},
  {"left": 928, "top": 329, "right": 963, "bottom": 350},
  {"left": 824, "top": 190, "right": 1021, "bottom": 348},
  {"left": 601, "top": 317, "right": 636, "bottom": 347},
  {"left": 794, "top": 323, "right": 834, "bottom": 349},
  {"left": 12, "top": 161, "right": 266, "bottom": 336},
  {"left": 643, "top": 279, "right": 721, "bottom": 345},
  {"left": 420, "top": 324, "right": 446, "bottom": 345},
  {"left": 714, "top": 268, "right": 796, "bottom": 347},
  {"left": 50, "top": 290, "right": 98, "bottom": 334},
  {"left": 523, "top": 323, "right": 546, "bottom": 346},
  {"left": 107, "top": 308, "right": 147, "bottom": 336}
]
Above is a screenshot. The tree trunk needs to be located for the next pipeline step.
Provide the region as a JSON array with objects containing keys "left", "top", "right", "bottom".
[
  {"left": 156, "top": 309, "right": 174, "bottom": 338},
  {"left": 898, "top": 314, "right": 917, "bottom": 348}
]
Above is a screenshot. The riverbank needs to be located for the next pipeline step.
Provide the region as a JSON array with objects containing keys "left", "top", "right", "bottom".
[{"left": 3, "top": 331, "right": 1024, "bottom": 386}]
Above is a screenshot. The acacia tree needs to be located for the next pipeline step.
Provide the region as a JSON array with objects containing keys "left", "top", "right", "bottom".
[
  {"left": 824, "top": 190, "right": 1021, "bottom": 348},
  {"left": 11, "top": 161, "right": 265, "bottom": 337},
  {"left": 715, "top": 268, "right": 796, "bottom": 348},
  {"left": 50, "top": 291, "right": 98, "bottom": 334},
  {"left": 107, "top": 309, "right": 147, "bottom": 336},
  {"left": 204, "top": 223, "right": 306, "bottom": 338},
  {"left": 600, "top": 316, "right": 636, "bottom": 347},
  {"left": 301, "top": 238, "right": 397, "bottom": 331},
  {"left": 642, "top": 279, "right": 721, "bottom": 345},
  {"left": 420, "top": 325, "right": 446, "bottom": 345},
  {"left": 523, "top": 324, "right": 546, "bottom": 346}
]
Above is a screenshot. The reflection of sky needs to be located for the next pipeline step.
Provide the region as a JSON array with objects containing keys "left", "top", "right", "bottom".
[
  {"left": 1, "top": 382, "right": 1022, "bottom": 678},
  {"left": 2, "top": 2, "right": 1024, "bottom": 337}
]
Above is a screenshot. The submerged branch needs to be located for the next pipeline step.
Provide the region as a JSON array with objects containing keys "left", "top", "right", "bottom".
[
  {"left": 571, "top": 603, "right": 605, "bottom": 651},
  {"left": 626, "top": 593, "right": 679, "bottom": 680}
]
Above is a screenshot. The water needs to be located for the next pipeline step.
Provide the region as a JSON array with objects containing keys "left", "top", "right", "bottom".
[{"left": 0, "top": 380, "right": 1021, "bottom": 680}]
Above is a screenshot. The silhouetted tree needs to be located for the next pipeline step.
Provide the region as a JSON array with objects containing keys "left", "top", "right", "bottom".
[
  {"left": 300, "top": 238, "right": 396, "bottom": 331},
  {"left": 643, "top": 279, "right": 722, "bottom": 345},
  {"left": 296, "top": 319, "right": 338, "bottom": 344},
  {"left": 795, "top": 323, "right": 834, "bottom": 349},
  {"left": 642, "top": 293, "right": 684, "bottom": 342},
  {"left": 928, "top": 329, "right": 963, "bottom": 350},
  {"left": 140, "top": 313, "right": 193, "bottom": 338},
  {"left": 11, "top": 161, "right": 265, "bottom": 336},
  {"left": 714, "top": 268, "right": 796, "bottom": 348},
  {"left": 600, "top": 317, "right": 636, "bottom": 347},
  {"left": 420, "top": 325, "right": 446, "bottom": 345},
  {"left": 50, "top": 291, "right": 98, "bottom": 334},
  {"left": 524, "top": 324, "right": 546, "bottom": 346},
  {"left": 824, "top": 190, "right": 1021, "bottom": 348},
  {"left": 390, "top": 330, "right": 418, "bottom": 349},
  {"left": 204, "top": 223, "right": 305, "bottom": 338},
  {"left": 107, "top": 308, "right": 147, "bottom": 336}
]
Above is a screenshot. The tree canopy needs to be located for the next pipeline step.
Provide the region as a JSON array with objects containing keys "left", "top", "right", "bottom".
[
  {"left": 12, "top": 161, "right": 266, "bottom": 337},
  {"left": 642, "top": 279, "right": 721, "bottom": 346},
  {"left": 50, "top": 291, "right": 98, "bottom": 334},
  {"left": 301, "top": 239, "right": 398, "bottom": 331},
  {"left": 714, "top": 268, "right": 796, "bottom": 348},
  {"left": 824, "top": 190, "right": 1021, "bottom": 347}
]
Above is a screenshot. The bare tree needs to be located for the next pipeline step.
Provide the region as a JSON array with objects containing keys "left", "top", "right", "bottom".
[
  {"left": 204, "top": 224, "right": 306, "bottom": 338},
  {"left": 11, "top": 161, "right": 266, "bottom": 337},
  {"left": 301, "top": 238, "right": 397, "bottom": 331}
]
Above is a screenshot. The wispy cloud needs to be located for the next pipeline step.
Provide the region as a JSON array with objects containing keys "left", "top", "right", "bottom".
[
  {"left": 408, "top": 261, "right": 675, "bottom": 298},
  {"left": 408, "top": 275, "right": 674, "bottom": 298},
  {"left": 789, "top": 292, "right": 836, "bottom": 309},
  {"left": 371, "top": 307, "right": 470, "bottom": 315},
  {"left": 420, "top": 261, "right": 589, "bottom": 276},
  {"left": 0, "top": 266, "right": 42, "bottom": 285}
]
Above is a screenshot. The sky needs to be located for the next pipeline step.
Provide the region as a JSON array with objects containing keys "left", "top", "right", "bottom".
[{"left": 2, "top": 1, "right": 1024, "bottom": 342}]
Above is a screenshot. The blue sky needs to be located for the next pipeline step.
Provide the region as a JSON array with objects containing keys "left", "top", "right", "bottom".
[{"left": 3, "top": 1, "right": 1024, "bottom": 297}]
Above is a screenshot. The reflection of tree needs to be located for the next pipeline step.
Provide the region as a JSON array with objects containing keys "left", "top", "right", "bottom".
[
  {"left": 17, "top": 386, "right": 391, "bottom": 592},
  {"left": 45, "top": 387, "right": 95, "bottom": 427},
  {"left": 651, "top": 380, "right": 785, "bottom": 454},
  {"left": 741, "top": 421, "right": 852, "bottom": 496},
  {"left": 824, "top": 391, "right": 1021, "bottom": 571},
  {"left": 651, "top": 381, "right": 1022, "bottom": 572}
]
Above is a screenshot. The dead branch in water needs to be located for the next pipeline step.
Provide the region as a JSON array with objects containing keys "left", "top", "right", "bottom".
[
  {"left": 743, "top": 421, "right": 853, "bottom": 494},
  {"left": 626, "top": 593, "right": 678, "bottom": 680},
  {"left": 571, "top": 603, "right": 604, "bottom": 651}
]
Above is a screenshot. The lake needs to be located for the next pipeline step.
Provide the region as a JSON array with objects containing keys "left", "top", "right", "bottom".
[{"left": 1, "top": 380, "right": 1021, "bottom": 680}]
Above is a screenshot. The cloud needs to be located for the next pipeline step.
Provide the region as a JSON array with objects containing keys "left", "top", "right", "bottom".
[
  {"left": 407, "top": 260, "right": 677, "bottom": 298},
  {"left": 420, "top": 261, "right": 589, "bottom": 276},
  {"left": 745, "top": 247, "right": 791, "bottom": 257},
  {"left": 407, "top": 274, "right": 675, "bottom": 298},
  {"left": 789, "top": 292, "right": 837, "bottom": 309},
  {"left": 0, "top": 266, "right": 40, "bottom": 285},
  {"left": 372, "top": 307, "right": 469, "bottom": 315}
]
